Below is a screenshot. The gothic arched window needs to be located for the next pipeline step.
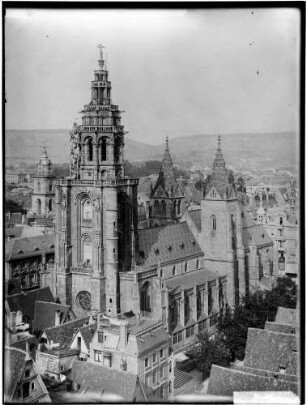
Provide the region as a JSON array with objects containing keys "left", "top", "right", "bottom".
[
  {"left": 82, "top": 199, "right": 92, "bottom": 221},
  {"left": 37, "top": 181, "right": 41, "bottom": 192},
  {"left": 208, "top": 284, "right": 213, "bottom": 315},
  {"left": 154, "top": 200, "right": 160, "bottom": 217},
  {"left": 161, "top": 200, "right": 166, "bottom": 217},
  {"left": 196, "top": 290, "right": 202, "bottom": 319},
  {"left": 48, "top": 199, "right": 53, "bottom": 212},
  {"left": 36, "top": 199, "right": 42, "bottom": 215},
  {"left": 211, "top": 215, "right": 216, "bottom": 231},
  {"left": 140, "top": 281, "right": 152, "bottom": 313},
  {"left": 184, "top": 294, "right": 190, "bottom": 324},
  {"left": 82, "top": 235, "right": 92, "bottom": 266},
  {"left": 100, "top": 137, "right": 107, "bottom": 161},
  {"left": 85, "top": 138, "right": 93, "bottom": 162}
]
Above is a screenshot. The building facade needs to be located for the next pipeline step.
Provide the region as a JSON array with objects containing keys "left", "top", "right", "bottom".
[{"left": 51, "top": 46, "right": 138, "bottom": 317}]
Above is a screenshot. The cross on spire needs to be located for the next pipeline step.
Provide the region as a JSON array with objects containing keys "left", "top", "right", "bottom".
[
  {"left": 97, "top": 44, "right": 105, "bottom": 60},
  {"left": 218, "top": 135, "right": 221, "bottom": 149}
]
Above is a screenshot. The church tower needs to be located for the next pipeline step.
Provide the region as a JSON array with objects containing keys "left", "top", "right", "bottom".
[
  {"left": 149, "top": 137, "right": 185, "bottom": 226},
  {"left": 201, "top": 136, "right": 245, "bottom": 307},
  {"left": 53, "top": 46, "right": 138, "bottom": 318},
  {"left": 31, "top": 147, "right": 56, "bottom": 215}
]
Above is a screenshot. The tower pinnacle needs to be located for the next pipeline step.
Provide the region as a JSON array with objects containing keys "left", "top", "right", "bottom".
[{"left": 97, "top": 44, "right": 105, "bottom": 69}]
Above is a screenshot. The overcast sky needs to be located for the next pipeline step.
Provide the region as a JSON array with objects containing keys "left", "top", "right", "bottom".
[{"left": 5, "top": 7, "right": 300, "bottom": 144}]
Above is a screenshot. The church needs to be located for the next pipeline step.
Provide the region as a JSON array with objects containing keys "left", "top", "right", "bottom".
[{"left": 45, "top": 46, "right": 275, "bottom": 351}]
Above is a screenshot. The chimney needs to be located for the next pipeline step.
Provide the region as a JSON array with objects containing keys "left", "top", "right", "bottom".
[
  {"left": 55, "top": 309, "right": 61, "bottom": 326},
  {"left": 119, "top": 320, "right": 128, "bottom": 351},
  {"left": 25, "top": 340, "right": 31, "bottom": 360}
]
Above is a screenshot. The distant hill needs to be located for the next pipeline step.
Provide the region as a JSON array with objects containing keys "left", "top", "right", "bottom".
[{"left": 5, "top": 129, "right": 298, "bottom": 171}]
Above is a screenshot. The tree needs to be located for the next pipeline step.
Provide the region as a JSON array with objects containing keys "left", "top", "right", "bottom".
[
  {"left": 5, "top": 199, "right": 26, "bottom": 214},
  {"left": 186, "top": 331, "right": 230, "bottom": 380},
  {"left": 217, "top": 276, "right": 297, "bottom": 361}
]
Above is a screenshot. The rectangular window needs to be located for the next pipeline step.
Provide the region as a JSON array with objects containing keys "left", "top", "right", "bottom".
[
  {"left": 25, "top": 369, "right": 30, "bottom": 378},
  {"left": 31, "top": 382, "right": 35, "bottom": 390},
  {"left": 145, "top": 375, "right": 150, "bottom": 387},
  {"left": 160, "top": 365, "right": 164, "bottom": 379},
  {"left": 98, "top": 332, "right": 104, "bottom": 343},
  {"left": 94, "top": 350, "right": 103, "bottom": 362},
  {"left": 145, "top": 358, "right": 149, "bottom": 368},
  {"left": 153, "top": 370, "right": 157, "bottom": 385},
  {"left": 160, "top": 385, "right": 164, "bottom": 398},
  {"left": 153, "top": 353, "right": 157, "bottom": 364},
  {"left": 178, "top": 331, "right": 183, "bottom": 342},
  {"left": 173, "top": 333, "right": 178, "bottom": 345},
  {"left": 160, "top": 349, "right": 164, "bottom": 359}
]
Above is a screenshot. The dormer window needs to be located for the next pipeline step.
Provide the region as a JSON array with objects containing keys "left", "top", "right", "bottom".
[
  {"left": 18, "top": 250, "right": 24, "bottom": 254},
  {"left": 167, "top": 245, "right": 172, "bottom": 252},
  {"left": 180, "top": 243, "right": 185, "bottom": 249},
  {"left": 155, "top": 248, "right": 159, "bottom": 255}
]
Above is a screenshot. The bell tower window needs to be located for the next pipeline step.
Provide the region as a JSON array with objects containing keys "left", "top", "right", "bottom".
[
  {"left": 100, "top": 138, "right": 107, "bottom": 161},
  {"left": 82, "top": 199, "right": 92, "bottom": 222},
  {"left": 82, "top": 236, "right": 92, "bottom": 266},
  {"left": 86, "top": 138, "right": 93, "bottom": 162}
]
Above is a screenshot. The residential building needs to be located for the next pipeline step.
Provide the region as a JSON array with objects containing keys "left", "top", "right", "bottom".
[{"left": 4, "top": 345, "right": 51, "bottom": 403}]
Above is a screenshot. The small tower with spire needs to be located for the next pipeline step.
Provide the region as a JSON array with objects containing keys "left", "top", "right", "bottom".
[
  {"left": 31, "top": 147, "right": 56, "bottom": 216},
  {"left": 201, "top": 136, "right": 246, "bottom": 306},
  {"left": 149, "top": 137, "right": 185, "bottom": 226}
]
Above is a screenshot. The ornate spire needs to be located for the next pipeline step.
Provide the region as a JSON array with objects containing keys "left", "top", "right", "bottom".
[
  {"left": 37, "top": 146, "right": 53, "bottom": 176},
  {"left": 213, "top": 135, "right": 226, "bottom": 170},
  {"left": 97, "top": 44, "right": 105, "bottom": 70}
]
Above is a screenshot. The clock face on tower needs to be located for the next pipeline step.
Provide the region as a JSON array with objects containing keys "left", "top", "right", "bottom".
[{"left": 76, "top": 291, "right": 91, "bottom": 311}]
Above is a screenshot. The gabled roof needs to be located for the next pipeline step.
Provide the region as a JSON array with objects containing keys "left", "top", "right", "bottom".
[
  {"left": 275, "top": 307, "right": 297, "bottom": 326},
  {"left": 242, "top": 223, "right": 273, "bottom": 248},
  {"left": 6, "top": 233, "right": 55, "bottom": 261},
  {"left": 244, "top": 328, "right": 298, "bottom": 375},
  {"left": 138, "top": 222, "right": 203, "bottom": 267},
  {"left": 135, "top": 324, "right": 170, "bottom": 356},
  {"left": 186, "top": 209, "right": 201, "bottom": 231},
  {"left": 33, "top": 301, "right": 75, "bottom": 332},
  {"left": 44, "top": 317, "right": 90, "bottom": 349},
  {"left": 6, "top": 287, "right": 55, "bottom": 326},
  {"left": 76, "top": 323, "right": 97, "bottom": 350},
  {"left": 70, "top": 360, "right": 146, "bottom": 402},
  {"left": 165, "top": 268, "right": 218, "bottom": 291},
  {"left": 4, "top": 347, "right": 27, "bottom": 400}
]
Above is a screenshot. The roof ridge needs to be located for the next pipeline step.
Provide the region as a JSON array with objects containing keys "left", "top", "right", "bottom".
[
  {"left": 46, "top": 316, "right": 89, "bottom": 331},
  {"left": 5, "top": 346, "right": 26, "bottom": 355}
]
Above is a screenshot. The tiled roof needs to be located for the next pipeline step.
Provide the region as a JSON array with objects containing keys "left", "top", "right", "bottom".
[
  {"left": 135, "top": 324, "right": 170, "bottom": 355},
  {"left": 6, "top": 233, "right": 55, "bottom": 261},
  {"left": 207, "top": 364, "right": 298, "bottom": 396},
  {"left": 275, "top": 307, "right": 297, "bottom": 326},
  {"left": 4, "top": 346, "right": 26, "bottom": 400},
  {"left": 244, "top": 328, "right": 298, "bottom": 375},
  {"left": 33, "top": 301, "right": 74, "bottom": 332},
  {"left": 187, "top": 209, "right": 201, "bottom": 231},
  {"left": 5, "top": 225, "right": 46, "bottom": 240},
  {"left": 264, "top": 321, "right": 297, "bottom": 335},
  {"left": 138, "top": 222, "right": 203, "bottom": 267},
  {"left": 44, "top": 317, "right": 90, "bottom": 349},
  {"left": 6, "top": 287, "right": 55, "bottom": 326},
  {"left": 78, "top": 324, "right": 97, "bottom": 349},
  {"left": 165, "top": 268, "right": 218, "bottom": 291},
  {"left": 70, "top": 360, "right": 145, "bottom": 402},
  {"left": 5, "top": 226, "right": 24, "bottom": 239},
  {"left": 242, "top": 224, "right": 273, "bottom": 248}
]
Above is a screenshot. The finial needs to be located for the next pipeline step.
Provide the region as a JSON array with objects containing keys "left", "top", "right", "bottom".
[
  {"left": 97, "top": 44, "right": 105, "bottom": 61},
  {"left": 165, "top": 136, "right": 169, "bottom": 151},
  {"left": 218, "top": 135, "right": 221, "bottom": 149}
]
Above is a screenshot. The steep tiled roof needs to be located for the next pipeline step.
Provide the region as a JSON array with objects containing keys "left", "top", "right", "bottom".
[
  {"left": 6, "top": 287, "right": 55, "bottom": 326},
  {"left": 135, "top": 324, "right": 170, "bottom": 356},
  {"left": 44, "top": 317, "right": 90, "bottom": 349},
  {"left": 138, "top": 222, "right": 203, "bottom": 267},
  {"left": 6, "top": 233, "right": 55, "bottom": 261},
  {"left": 4, "top": 347, "right": 26, "bottom": 400},
  {"left": 187, "top": 209, "right": 201, "bottom": 231},
  {"left": 207, "top": 364, "right": 298, "bottom": 396},
  {"left": 78, "top": 324, "right": 97, "bottom": 349},
  {"left": 165, "top": 268, "right": 218, "bottom": 291},
  {"left": 242, "top": 224, "right": 273, "bottom": 248},
  {"left": 275, "top": 307, "right": 297, "bottom": 326},
  {"left": 70, "top": 360, "right": 145, "bottom": 402},
  {"left": 264, "top": 321, "right": 297, "bottom": 335},
  {"left": 244, "top": 328, "right": 297, "bottom": 375},
  {"left": 33, "top": 301, "right": 74, "bottom": 332}
]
